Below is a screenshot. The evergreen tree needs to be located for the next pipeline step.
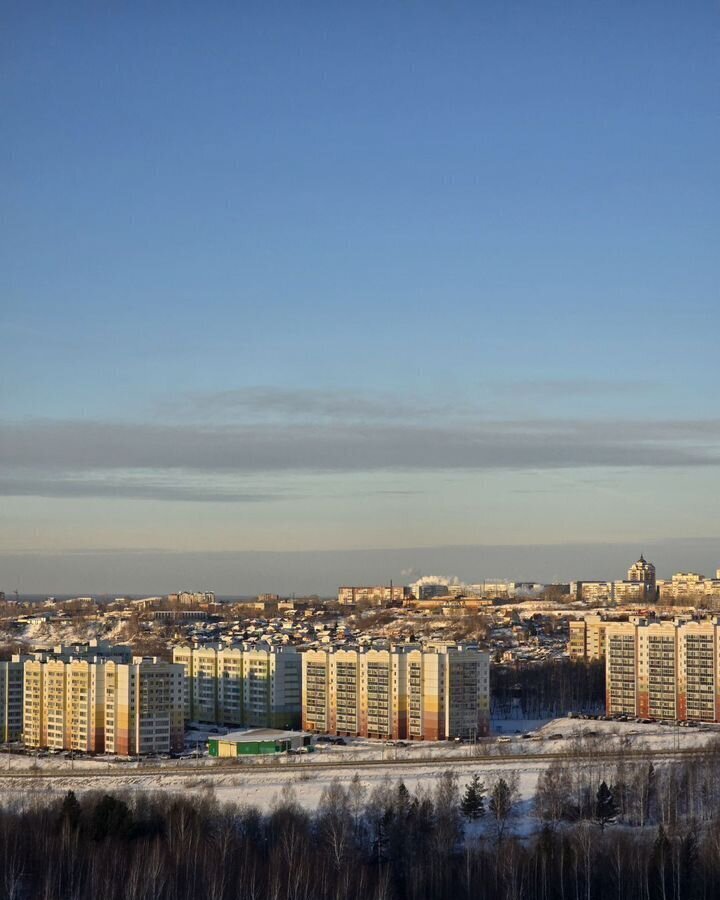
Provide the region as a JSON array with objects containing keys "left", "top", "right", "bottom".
[
  {"left": 460, "top": 774, "right": 485, "bottom": 820},
  {"left": 91, "top": 794, "right": 132, "bottom": 841},
  {"left": 595, "top": 781, "right": 617, "bottom": 831},
  {"left": 58, "top": 790, "right": 82, "bottom": 830},
  {"left": 489, "top": 776, "right": 516, "bottom": 842}
]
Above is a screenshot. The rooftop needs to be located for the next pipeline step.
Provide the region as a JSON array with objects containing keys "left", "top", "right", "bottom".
[{"left": 212, "top": 728, "right": 310, "bottom": 743}]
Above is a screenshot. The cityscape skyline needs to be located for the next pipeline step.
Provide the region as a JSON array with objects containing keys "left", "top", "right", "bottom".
[{"left": 3, "top": 538, "right": 720, "bottom": 597}]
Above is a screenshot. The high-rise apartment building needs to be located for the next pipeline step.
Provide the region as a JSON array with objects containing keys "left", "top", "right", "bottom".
[
  {"left": 568, "top": 616, "right": 610, "bottom": 661},
  {"left": 605, "top": 620, "right": 640, "bottom": 715},
  {"left": 103, "top": 659, "right": 184, "bottom": 755},
  {"left": 0, "top": 659, "right": 25, "bottom": 742},
  {"left": 22, "top": 650, "right": 184, "bottom": 754},
  {"left": 605, "top": 617, "right": 720, "bottom": 722},
  {"left": 302, "top": 642, "right": 490, "bottom": 741},
  {"left": 172, "top": 643, "right": 301, "bottom": 729},
  {"left": 570, "top": 581, "right": 614, "bottom": 604}
]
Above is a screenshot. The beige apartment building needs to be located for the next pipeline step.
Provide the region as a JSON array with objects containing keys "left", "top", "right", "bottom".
[
  {"left": 605, "top": 621, "right": 640, "bottom": 715},
  {"left": 659, "top": 571, "right": 720, "bottom": 604},
  {"left": 22, "top": 651, "right": 184, "bottom": 754},
  {"left": 613, "top": 580, "right": 652, "bottom": 603},
  {"left": 605, "top": 617, "right": 720, "bottom": 722},
  {"left": 302, "top": 642, "right": 490, "bottom": 741},
  {"left": 570, "top": 582, "right": 614, "bottom": 604},
  {"left": 568, "top": 615, "right": 609, "bottom": 661},
  {"left": 103, "top": 659, "right": 184, "bottom": 756},
  {"left": 172, "top": 643, "right": 301, "bottom": 729}
]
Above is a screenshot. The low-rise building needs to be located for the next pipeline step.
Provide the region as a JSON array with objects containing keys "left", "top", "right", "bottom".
[{"left": 208, "top": 728, "right": 311, "bottom": 757}]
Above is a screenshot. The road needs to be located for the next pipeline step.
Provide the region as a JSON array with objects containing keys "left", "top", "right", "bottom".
[{"left": 0, "top": 741, "right": 717, "bottom": 780}]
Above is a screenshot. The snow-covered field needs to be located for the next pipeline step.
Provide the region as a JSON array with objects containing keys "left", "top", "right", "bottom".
[{"left": 1, "top": 717, "right": 717, "bottom": 813}]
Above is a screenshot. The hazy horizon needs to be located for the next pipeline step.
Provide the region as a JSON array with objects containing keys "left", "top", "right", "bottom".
[{"left": 2, "top": 536, "right": 718, "bottom": 597}]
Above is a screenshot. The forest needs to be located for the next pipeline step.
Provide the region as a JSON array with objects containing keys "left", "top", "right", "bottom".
[
  {"left": 2, "top": 744, "right": 720, "bottom": 900},
  {"left": 491, "top": 659, "right": 606, "bottom": 717}
]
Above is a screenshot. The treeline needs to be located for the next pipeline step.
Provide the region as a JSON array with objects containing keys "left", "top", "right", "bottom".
[
  {"left": 491, "top": 658, "right": 605, "bottom": 717},
  {"left": 536, "top": 741, "right": 720, "bottom": 828},
  {"left": 3, "top": 752, "right": 720, "bottom": 900}
]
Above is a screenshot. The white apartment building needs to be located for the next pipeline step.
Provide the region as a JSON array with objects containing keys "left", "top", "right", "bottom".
[{"left": 172, "top": 643, "right": 301, "bottom": 729}]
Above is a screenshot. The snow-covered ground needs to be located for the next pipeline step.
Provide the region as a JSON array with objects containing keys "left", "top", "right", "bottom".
[{"left": 1, "top": 717, "right": 717, "bottom": 814}]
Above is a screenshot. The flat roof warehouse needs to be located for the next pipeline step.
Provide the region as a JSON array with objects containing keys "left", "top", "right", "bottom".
[{"left": 208, "top": 728, "right": 312, "bottom": 756}]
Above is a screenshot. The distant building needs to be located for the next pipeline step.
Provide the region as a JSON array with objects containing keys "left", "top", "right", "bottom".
[
  {"left": 704, "top": 572, "right": 720, "bottom": 601},
  {"left": 627, "top": 555, "right": 656, "bottom": 590},
  {"left": 613, "top": 580, "right": 651, "bottom": 603},
  {"left": 302, "top": 642, "right": 490, "bottom": 741},
  {"left": 660, "top": 572, "right": 707, "bottom": 602},
  {"left": 338, "top": 586, "right": 409, "bottom": 605},
  {"left": 169, "top": 591, "right": 215, "bottom": 606},
  {"left": 410, "top": 583, "right": 449, "bottom": 601},
  {"left": 151, "top": 609, "right": 208, "bottom": 621},
  {"left": 571, "top": 581, "right": 614, "bottom": 604},
  {"left": 614, "top": 554, "right": 657, "bottom": 601}
]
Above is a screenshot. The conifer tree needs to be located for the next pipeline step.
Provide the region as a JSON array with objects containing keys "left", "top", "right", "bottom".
[
  {"left": 595, "top": 780, "right": 618, "bottom": 831},
  {"left": 460, "top": 774, "right": 486, "bottom": 821}
]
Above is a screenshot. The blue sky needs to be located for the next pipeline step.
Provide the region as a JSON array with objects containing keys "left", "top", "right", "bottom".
[{"left": 1, "top": 3, "right": 719, "bottom": 593}]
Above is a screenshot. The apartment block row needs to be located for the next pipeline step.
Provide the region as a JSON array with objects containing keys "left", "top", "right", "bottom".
[
  {"left": 0, "top": 640, "right": 490, "bottom": 751},
  {"left": 658, "top": 570, "right": 720, "bottom": 602},
  {"left": 302, "top": 642, "right": 490, "bottom": 741},
  {"left": 0, "top": 643, "right": 185, "bottom": 754},
  {"left": 605, "top": 617, "right": 720, "bottom": 722},
  {"left": 172, "top": 643, "right": 302, "bottom": 729}
]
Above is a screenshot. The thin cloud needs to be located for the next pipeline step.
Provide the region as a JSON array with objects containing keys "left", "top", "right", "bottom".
[
  {"left": 489, "top": 377, "right": 659, "bottom": 397},
  {"left": 161, "top": 386, "right": 451, "bottom": 422},
  {"left": 1, "top": 418, "right": 719, "bottom": 472},
  {"left": 0, "top": 472, "right": 280, "bottom": 503},
  {"left": 0, "top": 416, "right": 718, "bottom": 507}
]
